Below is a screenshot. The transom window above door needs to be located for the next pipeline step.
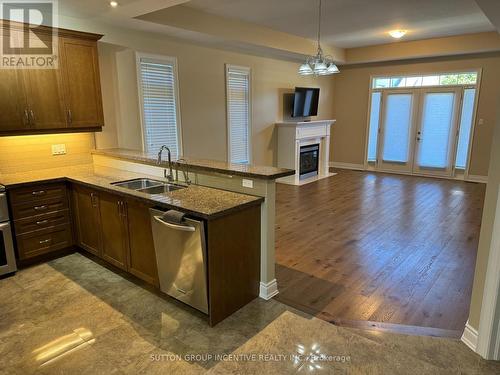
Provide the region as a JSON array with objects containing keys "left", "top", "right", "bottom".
[{"left": 372, "top": 72, "right": 478, "bottom": 89}]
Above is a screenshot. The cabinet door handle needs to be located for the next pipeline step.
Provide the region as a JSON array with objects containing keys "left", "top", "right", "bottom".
[
  {"left": 34, "top": 205, "right": 47, "bottom": 211},
  {"left": 90, "top": 192, "right": 98, "bottom": 208},
  {"left": 29, "top": 109, "right": 35, "bottom": 124},
  {"left": 39, "top": 239, "right": 51, "bottom": 244},
  {"left": 32, "top": 190, "right": 46, "bottom": 196},
  {"left": 36, "top": 220, "right": 49, "bottom": 225},
  {"left": 67, "top": 109, "right": 72, "bottom": 125},
  {"left": 24, "top": 109, "right": 30, "bottom": 126}
]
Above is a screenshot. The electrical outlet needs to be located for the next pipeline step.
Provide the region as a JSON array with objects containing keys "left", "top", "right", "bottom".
[
  {"left": 478, "top": 119, "right": 484, "bottom": 126},
  {"left": 51, "top": 144, "right": 66, "bottom": 156},
  {"left": 242, "top": 179, "right": 254, "bottom": 188}
]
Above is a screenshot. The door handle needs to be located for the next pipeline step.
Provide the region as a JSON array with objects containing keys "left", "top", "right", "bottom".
[
  {"left": 32, "top": 190, "right": 46, "bottom": 196},
  {"left": 67, "top": 109, "right": 72, "bottom": 125},
  {"left": 36, "top": 220, "right": 49, "bottom": 225},
  {"left": 24, "top": 109, "right": 30, "bottom": 126},
  {"left": 153, "top": 216, "right": 195, "bottom": 232},
  {"left": 39, "top": 239, "right": 52, "bottom": 245},
  {"left": 34, "top": 205, "right": 48, "bottom": 211},
  {"left": 90, "top": 193, "right": 98, "bottom": 208}
]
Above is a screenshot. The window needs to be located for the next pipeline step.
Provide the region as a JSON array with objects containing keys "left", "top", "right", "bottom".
[
  {"left": 226, "top": 65, "right": 251, "bottom": 164},
  {"left": 367, "top": 92, "right": 381, "bottom": 162},
  {"left": 137, "top": 54, "right": 181, "bottom": 158},
  {"left": 372, "top": 72, "right": 478, "bottom": 89},
  {"left": 455, "top": 88, "right": 476, "bottom": 169}
]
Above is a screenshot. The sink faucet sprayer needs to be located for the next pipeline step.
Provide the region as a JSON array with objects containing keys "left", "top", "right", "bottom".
[{"left": 157, "top": 145, "right": 174, "bottom": 183}]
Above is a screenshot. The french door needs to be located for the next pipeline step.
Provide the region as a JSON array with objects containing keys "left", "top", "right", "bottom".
[
  {"left": 377, "top": 90, "right": 417, "bottom": 173},
  {"left": 377, "top": 88, "right": 462, "bottom": 177},
  {"left": 413, "top": 88, "right": 461, "bottom": 176}
]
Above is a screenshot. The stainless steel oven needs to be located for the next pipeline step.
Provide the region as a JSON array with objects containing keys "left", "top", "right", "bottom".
[{"left": 0, "top": 185, "right": 17, "bottom": 276}]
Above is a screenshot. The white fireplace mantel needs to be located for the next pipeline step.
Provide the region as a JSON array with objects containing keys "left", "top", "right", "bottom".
[{"left": 276, "top": 120, "right": 336, "bottom": 185}]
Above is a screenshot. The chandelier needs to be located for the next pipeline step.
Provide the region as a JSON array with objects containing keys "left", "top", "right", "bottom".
[{"left": 298, "top": 0, "right": 339, "bottom": 76}]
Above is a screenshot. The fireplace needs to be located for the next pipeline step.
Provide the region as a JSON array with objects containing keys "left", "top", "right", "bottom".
[{"left": 299, "top": 143, "right": 320, "bottom": 179}]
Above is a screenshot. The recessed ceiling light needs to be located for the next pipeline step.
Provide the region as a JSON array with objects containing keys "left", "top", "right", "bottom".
[
  {"left": 110, "top": 1, "right": 118, "bottom": 7},
  {"left": 389, "top": 29, "right": 407, "bottom": 39}
]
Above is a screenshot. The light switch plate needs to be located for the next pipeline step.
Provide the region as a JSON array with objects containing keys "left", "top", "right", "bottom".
[
  {"left": 478, "top": 119, "right": 484, "bottom": 126},
  {"left": 242, "top": 179, "right": 254, "bottom": 188},
  {"left": 52, "top": 144, "right": 66, "bottom": 155}
]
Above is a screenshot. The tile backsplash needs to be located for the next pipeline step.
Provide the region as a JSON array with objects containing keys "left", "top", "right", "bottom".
[{"left": 0, "top": 133, "right": 95, "bottom": 175}]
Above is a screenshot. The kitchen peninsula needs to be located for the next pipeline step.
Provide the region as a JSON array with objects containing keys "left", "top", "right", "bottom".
[
  {"left": 0, "top": 153, "right": 294, "bottom": 325},
  {"left": 91, "top": 148, "right": 295, "bottom": 300}
]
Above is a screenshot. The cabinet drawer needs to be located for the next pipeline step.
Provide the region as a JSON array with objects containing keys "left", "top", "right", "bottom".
[
  {"left": 9, "top": 183, "right": 67, "bottom": 206},
  {"left": 17, "top": 224, "right": 73, "bottom": 260},
  {"left": 14, "top": 209, "right": 70, "bottom": 235},
  {"left": 11, "top": 196, "right": 68, "bottom": 220}
]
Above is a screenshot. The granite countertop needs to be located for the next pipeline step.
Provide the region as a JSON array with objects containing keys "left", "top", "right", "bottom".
[
  {"left": 0, "top": 165, "right": 264, "bottom": 220},
  {"left": 91, "top": 148, "right": 295, "bottom": 180}
]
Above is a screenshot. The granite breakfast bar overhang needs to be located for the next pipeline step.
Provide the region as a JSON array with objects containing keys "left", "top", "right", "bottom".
[{"left": 91, "top": 149, "right": 295, "bottom": 300}]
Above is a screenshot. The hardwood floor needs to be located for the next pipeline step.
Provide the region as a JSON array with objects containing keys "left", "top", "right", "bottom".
[{"left": 275, "top": 170, "right": 486, "bottom": 334}]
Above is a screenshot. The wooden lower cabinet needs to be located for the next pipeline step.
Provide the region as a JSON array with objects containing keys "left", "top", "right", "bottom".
[
  {"left": 72, "top": 185, "right": 101, "bottom": 256},
  {"left": 126, "top": 200, "right": 159, "bottom": 286},
  {"left": 9, "top": 182, "right": 74, "bottom": 261},
  {"left": 71, "top": 184, "right": 158, "bottom": 284},
  {"left": 99, "top": 191, "right": 128, "bottom": 270},
  {"left": 69, "top": 183, "right": 260, "bottom": 325}
]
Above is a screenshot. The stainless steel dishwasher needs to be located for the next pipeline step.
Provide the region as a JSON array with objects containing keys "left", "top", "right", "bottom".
[{"left": 150, "top": 208, "right": 208, "bottom": 314}]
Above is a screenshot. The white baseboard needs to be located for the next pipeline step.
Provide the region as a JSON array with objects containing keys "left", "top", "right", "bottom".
[
  {"left": 467, "top": 174, "right": 488, "bottom": 184},
  {"left": 462, "top": 321, "right": 478, "bottom": 352},
  {"left": 259, "top": 279, "right": 279, "bottom": 300},
  {"left": 329, "top": 162, "right": 365, "bottom": 171}
]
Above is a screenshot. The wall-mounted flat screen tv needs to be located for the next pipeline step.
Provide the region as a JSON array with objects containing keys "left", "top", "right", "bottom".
[{"left": 292, "top": 87, "right": 320, "bottom": 117}]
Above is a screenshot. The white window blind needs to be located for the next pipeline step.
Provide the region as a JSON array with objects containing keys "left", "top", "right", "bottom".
[
  {"left": 367, "top": 92, "right": 381, "bottom": 162},
  {"left": 138, "top": 57, "right": 180, "bottom": 158},
  {"left": 382, "top": 94, "right": 413, "bottom": 163},
  {"left": 226, "top": 65, "right": 251, "bottom": 164}
]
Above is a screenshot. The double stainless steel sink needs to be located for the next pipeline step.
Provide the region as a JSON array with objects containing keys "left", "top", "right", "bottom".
[{"left": 111, "top": 178, "right": 185, "bottom": 194}]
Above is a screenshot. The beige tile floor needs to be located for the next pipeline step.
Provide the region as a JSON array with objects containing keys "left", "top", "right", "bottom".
[{"left": 0, "top": 253, "right": 499, "bottom": 374}]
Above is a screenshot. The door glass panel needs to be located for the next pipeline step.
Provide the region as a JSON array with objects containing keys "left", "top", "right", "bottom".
[
  {"left": 456, "top": 89, "right": 476, "bottom": 169},
  {"left": 418, "top": 93, "right": 455, "bottom": 168},
  {"left": 382, "top": 94, "right": 412, "bottom": 163},
  {"left": 367, "top": 92, "right": 381, "bottom": 162}
]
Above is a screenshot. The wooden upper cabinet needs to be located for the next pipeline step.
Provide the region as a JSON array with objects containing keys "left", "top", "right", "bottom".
[
  {"left": 0, "top": 69, "right": 29, "bottom": 132},
  {"left": 22, "top": 68, "right": 67, "bottom": 129},
  {"left": 60, "top": 37, "right": 104, "bottom": 128},
  {"left": 0, "top": 23, "right": 104, "bottom": 136}
]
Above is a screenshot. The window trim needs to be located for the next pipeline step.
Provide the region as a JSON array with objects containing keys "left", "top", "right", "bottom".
[
  {"left": 135, "top": 52, "right": 183, "bottom": 156},
  {"left": 225, "top": 64, "right": 252, "bottom": 164}
]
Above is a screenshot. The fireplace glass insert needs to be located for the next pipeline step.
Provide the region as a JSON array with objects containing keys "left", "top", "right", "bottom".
[{"left": 299, "top": 143, "right": 320, "bottom": 179}]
